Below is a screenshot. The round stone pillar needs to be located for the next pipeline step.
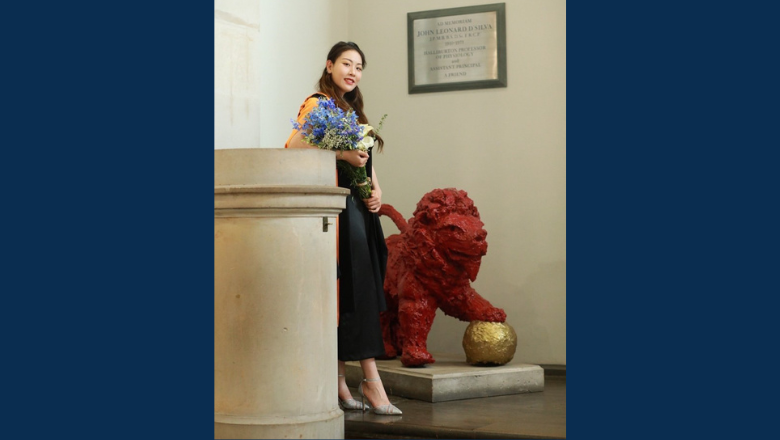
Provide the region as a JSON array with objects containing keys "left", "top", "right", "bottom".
[{"left": 214, "top": 148, "right": 349, "bottom": 439}]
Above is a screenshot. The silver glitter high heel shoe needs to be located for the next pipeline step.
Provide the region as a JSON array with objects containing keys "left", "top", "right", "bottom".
[
  {"left": 338, "top": 375, "right": 367, "bottom": 411},
  {"left": 358, "top": 377, "right": 403, "bottom": 415}
]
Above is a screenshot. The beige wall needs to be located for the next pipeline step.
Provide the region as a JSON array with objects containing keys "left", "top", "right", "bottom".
[
  {"left": 214, "top": 0, "right": 261, "bottom": 149},
  {"left": 216, "top": 0, "right": 566, "bottom": 365}
]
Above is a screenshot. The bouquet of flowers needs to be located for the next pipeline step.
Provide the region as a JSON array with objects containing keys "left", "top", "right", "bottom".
[{"left": 292, "top": 97, "right": 385, "bottom": 200}]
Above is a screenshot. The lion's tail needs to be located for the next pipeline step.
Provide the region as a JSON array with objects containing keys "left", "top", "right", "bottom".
[{"left": 378, "top": 204, "right": 408, "bottom": 233}]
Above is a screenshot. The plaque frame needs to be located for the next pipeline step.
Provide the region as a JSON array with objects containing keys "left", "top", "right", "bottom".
[{"left": 407, "top": 3, "right": 507, "bottom": 94}]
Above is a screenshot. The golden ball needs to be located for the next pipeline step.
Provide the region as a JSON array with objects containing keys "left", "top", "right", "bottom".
[{"left": 462, "top": 321, "right": 517, "bottom": 366}]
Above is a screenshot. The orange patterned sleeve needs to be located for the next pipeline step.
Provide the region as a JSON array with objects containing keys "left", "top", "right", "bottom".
[{"left": 284, "top": 96, "right": 325, "bottom": 148}]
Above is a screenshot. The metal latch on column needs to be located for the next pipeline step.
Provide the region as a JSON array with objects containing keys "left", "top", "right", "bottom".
[{"left": 323, "top": 217, "right": 333, "bottom": 232}]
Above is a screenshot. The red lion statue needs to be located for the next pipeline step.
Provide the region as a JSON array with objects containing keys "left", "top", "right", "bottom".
[{"left": 378, "top": 188, "right": 506, "bottom": 367}]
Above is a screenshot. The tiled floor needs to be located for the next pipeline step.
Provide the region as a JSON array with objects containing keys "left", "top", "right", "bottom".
[{"left": 344, "top": 374, "right": 566, "bottom": 439}]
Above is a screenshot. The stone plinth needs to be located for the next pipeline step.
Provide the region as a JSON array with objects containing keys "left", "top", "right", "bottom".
[
  {"left": 345, "top": 353, "right": 544, "bottom": 403},
  {"left": 215, "top": 148, "right": 350, "bottom": 439}
]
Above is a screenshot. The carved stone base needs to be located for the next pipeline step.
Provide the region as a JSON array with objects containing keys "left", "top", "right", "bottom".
[{"left": 345, "top": 353, "right": 544, "bottom": 403}]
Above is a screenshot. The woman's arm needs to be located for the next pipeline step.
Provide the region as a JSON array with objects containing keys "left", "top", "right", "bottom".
[
  {"left": 286, "top": 129, "right": 317, "bottom": 150},
  {"left": 288, "top": 130, "right": 369, "bottom": 168}
]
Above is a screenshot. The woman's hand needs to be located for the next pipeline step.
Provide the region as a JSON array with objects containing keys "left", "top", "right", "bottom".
[
  {"left": 339, "top": 149, "right": 369, "bottom": 168},
  {"left": 363, "top": 186, "right": 382, "bottom": 213}
]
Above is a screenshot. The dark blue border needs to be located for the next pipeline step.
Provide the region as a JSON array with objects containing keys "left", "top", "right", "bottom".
[
  {"left": 6, "top": 3, "right": 214, "bottom": 438},
  {"left": 7, "top": 1, "right": 778, "bottom": 438},
  {"left": 569, "top": 2, "right": 777, "bottom": 439}
]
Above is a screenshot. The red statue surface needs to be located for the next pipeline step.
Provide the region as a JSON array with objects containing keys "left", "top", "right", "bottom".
[{"left": 378, "top": 188, "right": 506, "bottom": 367}]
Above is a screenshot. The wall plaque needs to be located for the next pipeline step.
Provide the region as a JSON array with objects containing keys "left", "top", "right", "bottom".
[{"left": 407, "top": 3, "right": 507, "bottom": 94}]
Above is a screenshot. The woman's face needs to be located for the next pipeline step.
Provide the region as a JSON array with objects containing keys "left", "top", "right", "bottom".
[{"left": 327, "top": 49, "right": 363, "bottom": 97}]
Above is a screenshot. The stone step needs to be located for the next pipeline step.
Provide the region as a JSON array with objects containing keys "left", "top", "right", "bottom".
[{"left": 345, "top": 353, "right": 544, "bottom": 403}]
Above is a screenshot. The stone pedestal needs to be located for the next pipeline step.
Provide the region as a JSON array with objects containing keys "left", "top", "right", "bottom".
[
  {"left": 345, "top": 353, "right": 544, "bottom": 403},
  {"left": 215, "top": 148, "right": 350, "bottom": 439}
]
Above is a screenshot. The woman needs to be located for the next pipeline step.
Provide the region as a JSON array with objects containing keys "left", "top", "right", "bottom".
[{"left": 285, "top": 41, "right": 401, "bottom": 416}]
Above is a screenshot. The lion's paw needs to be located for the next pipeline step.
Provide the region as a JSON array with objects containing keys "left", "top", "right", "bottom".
[{"left": 401, "top": 348, "right": 436, "bottom": 367}]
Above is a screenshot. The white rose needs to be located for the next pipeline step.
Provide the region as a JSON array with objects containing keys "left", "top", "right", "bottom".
[
  {"left": 360, "top": 124, "right": 374, "bottom": 137},
  {"left": 358, "top": 124, "right": 375, "bottom": 151},
  {"left": 359, "top": 135, "right": 375, "bottom": 150}
]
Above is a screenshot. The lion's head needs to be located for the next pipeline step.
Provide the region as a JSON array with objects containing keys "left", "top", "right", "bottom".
[{"left": 406, "top": 188, "right": 488, "bottom": 282}]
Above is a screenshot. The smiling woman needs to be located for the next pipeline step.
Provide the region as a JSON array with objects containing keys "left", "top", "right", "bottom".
[
  {"left": 327, "top": 50, "right": 362, "bottom": 95},
  {"left": 284, "top": 41, "right": 401, "bottom": 416}
]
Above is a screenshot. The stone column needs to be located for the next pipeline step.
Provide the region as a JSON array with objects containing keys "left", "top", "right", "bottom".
[{"left": 215, "top": 148, "right": 349, "bottom": 439}]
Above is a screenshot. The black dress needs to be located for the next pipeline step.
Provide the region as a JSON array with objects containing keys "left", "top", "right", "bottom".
[{"left": 336, "top": 148, "right": 388, "bottom": 361}]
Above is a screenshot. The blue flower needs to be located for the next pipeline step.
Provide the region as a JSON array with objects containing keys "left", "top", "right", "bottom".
[{"left": 292, "top": 98, "right": 365, "bottom": 151}]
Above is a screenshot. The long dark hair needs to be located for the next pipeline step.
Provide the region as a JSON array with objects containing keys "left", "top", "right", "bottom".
[{"left": 318, "top": 41, "right": 384, "bottom": 151}]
